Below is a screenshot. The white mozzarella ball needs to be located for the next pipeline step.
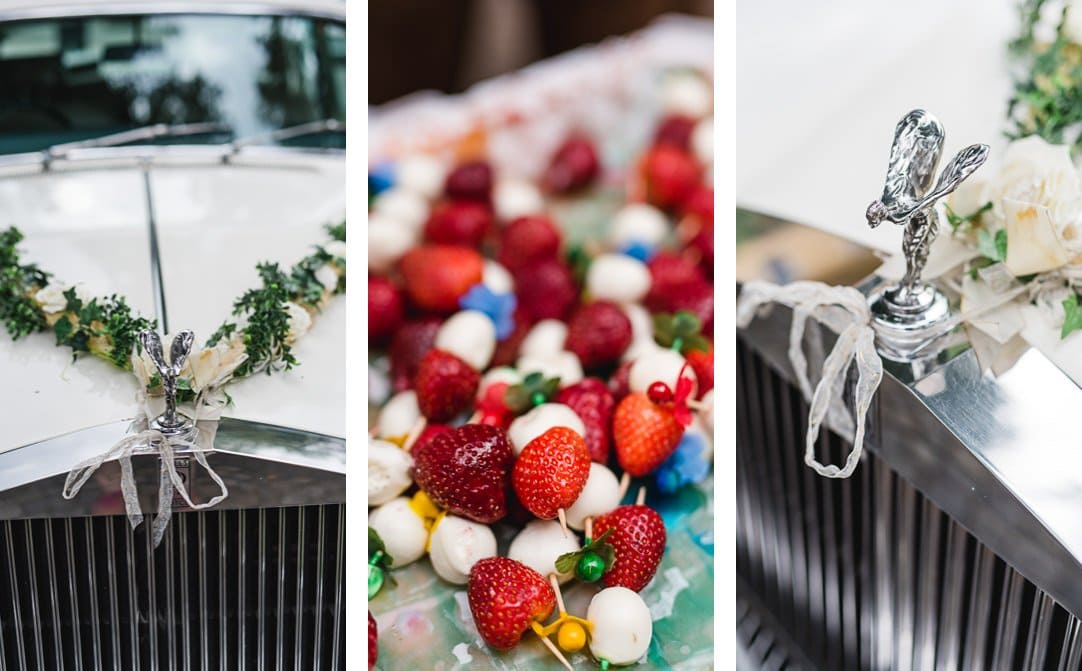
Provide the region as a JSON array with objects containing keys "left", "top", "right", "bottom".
[
  {"left": 662, "top": 72, "right": 712, "bottom": 119},
  {"left": 519, "top": 319, "right": 568, "bottom": 358},
  {"left": 609, "top": 203, "right": 669, "bottom": 248},
  {"left": 367, "top": 213, "right": 416, "bottom": 274},
  {"left": 516, "top": 351, "right": 584, "bottom": 387},
  {"left": 368, "top": 440, "right": 413, "bottom": 506},
  {"left": 435, "top": 310, "right": 496, "bottom": 371},
  {"left": 508, "top": 520, "right": 581, "bottom": 584},
  {"left": 586, "top": 254, "right": 650, "bottom": 304},
  {"left": 477, "top": 366, "right": 523, "bottom": 397},
  {"left": 698, "top": 389, "right": 714, "bottom": 433},
  {"left": 508, "top": 403, "right": 586, "bottom": 455},
  {"left": 482, "top": 260, "right": 514, "bottom": 294},
  {"left": 629, "top": 348, "right": 696, "bottom": 394},
  {"left": 367, "top": 498, "right": 428, "bottom": 567},
  {"left": 565, "top": 463, "right": 622, "bottom": 530},
  {"left": 372, "top": 187, "right": 429, "bottom": 231},
  {"left": 494, "top": 178, "right": 545, "bottom": 221},
  {"left": 587, "top": 587, "right": 653, "bottom": 665},
  {"left": 428, "top": 515, "right": 498, "bottom": 584},
  {"left": 396, "top": 154, "right": 446, "bottom": 200},
  {"left": 377, "top": 390, "right": 421, "bottom": 439},
  {"left": 692, "top": 116, "right": 713, "bottom": 166}
]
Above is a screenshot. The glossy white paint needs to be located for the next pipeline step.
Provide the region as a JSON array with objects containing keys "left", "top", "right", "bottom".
[{"left": 0, "top": 152, "right": 345, "bottom": 451}]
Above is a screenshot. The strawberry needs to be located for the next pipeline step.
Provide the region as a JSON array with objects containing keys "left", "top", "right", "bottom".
[
  {"left": 564, "top": 301, "right": 632, "bottom": 371},
  {"left": 399, "top": 244, "right": 484, "bottom": 313},
  {"left": 414, "top": 349, "right": 480, "bottom": 422},
  {"left": 555, "top": 378, "right": 615, "bottom": 463},
  {"left": 681, "top": 185, "right": 713, "bottom": 224},
  {"left": 476, "top": 381, "right": 513, "bottom": 428},
  {"left": 688, "top": 220, "right": 714, "bottom": 280},
  {"left": 542, "top": 134, "right": 600, "bottom": 194},
  {"left": 512, "top": 426, "right": 591, "bottom": 519},
  {"left": 412, "top": 423, "right": 514, "bottom": 523},
  {"left": 514, "top": 259, "right": 578, "bottom": 322},
  {"left": 368, "top": 611, "right": 378, "bottom": 669},
  {"left": 685, "top": 346, "right": 713, "bottom": 399},
  {"left": 645, "top": 251, "right": 706, "bottom": 313},
  {"left": 414, "top": 422, "right": 453, "bottom": 452},
  {"left": 467, "top": 557, "right": 555, "bottom": 650},
  {"left": 593, "top": 504, "right": 666, "bottom": 592},
  {"left": 668, "top": 280, "right": 714, "bottom": 334},
  {"left": 608, "top": 360, "right": 634, "bottom": 402},
  {"left": 424, "top": 200, "right": 493, "bottom": 248},
  {"left": 498, "top": 215, "right": 561, "bottom": 272},
  {"left": 368, "top": 276, "right": 404, "bottom": 345},
  {"left": 641, "top": 145, "right": 702, "bottom": 211},
  {"left": 389, "top": 318, "right": 442, "bottom": 392},
  {"left": 653, "top": 114, "right": 696, "bottom": 150},
  {"left": 613, "top": 393, "right": 684, "bottom": 476},
  {"left": 444, "top": 160, "right": 493, "bottom": 203}
]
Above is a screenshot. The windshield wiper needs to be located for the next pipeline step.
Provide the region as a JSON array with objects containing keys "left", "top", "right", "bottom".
[
  {"left": 227, "top": 118, "right": 344, "bottom": 155},
  {"left": 43, "top": 121, "right": 233, "bottom": 167}
]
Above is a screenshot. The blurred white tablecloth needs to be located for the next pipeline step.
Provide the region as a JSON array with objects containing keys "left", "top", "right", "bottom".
[{"left": 737, "top": 0, "right": 1016, "bottom": 252}]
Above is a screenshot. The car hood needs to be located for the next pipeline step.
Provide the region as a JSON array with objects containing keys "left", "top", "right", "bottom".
[{"left": 0, "top": 150, "right": 345, "bottom": 452}]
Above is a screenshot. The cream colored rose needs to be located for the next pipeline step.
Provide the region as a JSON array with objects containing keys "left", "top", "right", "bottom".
[
  {"left": 315, "top": 264, "right": 339, "bottom": 292},
  {"left": 285, "top": 301, "right": 312, "bottom": 342},
  {"left": 1066, "top": 1, "right": 1082, "bottom": 44},
  {"left": 184, "top": 339, "right": 249, "bottom": 393},
  {"left": 324, "top": 240, "right": 346, "bottom": 260},
  {"left": 35, "top": 283, "right": 69, "bottom": 313}
]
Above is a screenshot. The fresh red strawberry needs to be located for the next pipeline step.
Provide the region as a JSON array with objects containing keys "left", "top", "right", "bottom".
[
  {"left": 613, "top": 393, "right": 684, "bottom": 476},
  {"left": 668, "top": 280, "right": 714, "bottom": 334},
  {"left": 399, "top": 245, "right": 484, "bottom": 313},
  {"left": 444, "top": 160, "right": 493, "bottom": 202},
  {"left": 498, "top": 215, "right": 561, "bottom": 271},
  {"left": 412, "top": 423, "right": 513, "bottom": 523},
  {"left": 542, "top": 134, "right": 600, "bottom": 193},
  {"left": 476, "top": 381, "right": 513, "bottom": 428},
  {"left": 564, "top": 301, "right": 633, "bottom": 370},
  {"left": 512, "top": 426, "right": 591, "bottom": 519},
  {"left": 653, "top": 114, "right": 696, "bottom": 150},
  {"left": 555, "top": 378, "right": 615, "bottom": 463},
  {"left": 645, "top": 251, "right": 706, "bottom": 313},
  {"left": 685, "top": 346, "right": 714, "bottom": 400},
  {"left": 608, "top": 360, "right": 634, "bottom": 402},
  {"left": 681, "top": 185, "right": 713, "bottom": 224},
  {"left": 641, "top": 145, "right": 702, "bottom": 211},
  {"left": 414, "top": 349, "right": 480, "bottom": 422},
  {"left": 688, "top": 220, "right": 714, "bottom": 280},
  {"left": 389, "top": 318, "right": 442, "bottom": 392},
  {"left": 514, "top": 259, "right": 578, "bottom": 322},
  {"left": 424, "top": 200, "right": 493, "bottom": 248},
  {"left": 414, "top": 422, "right": 453, "bottom": 452},
  {"left": 368, "top": 611, "right": 378, "bottom": 669},
  {"left": 467, "top": 557, "right": 555, "bottom": 650},
  {"left": 368, "top": 276, "right": 404, "bottom": 345},
  {"left": 593, "top": 504, "right": 666, "bottom": 592}
]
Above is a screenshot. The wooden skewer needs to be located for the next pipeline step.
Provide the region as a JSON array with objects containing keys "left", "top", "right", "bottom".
[
  {"left": 557, "top": 508, "right": 569, "bottom": 537},
  {"left": 466, "top": 410, "right": 482, "bottom": 424},
  {"left": 584, "top": 517, "right": 593, "bottom": 542},
  {"left": 617, "top": 472, "right": 631, "bottom": 501},
  {"left": 686, "top": 398, "right": 709, "bottom": 412},
  {"left": 549, "top": 574, "right": 567, "bottom": 615},
  {"left": 636, "top": 486, "right": 646, "bottom": 506},
  {"left": 401, "top": 417, "right": 427, "bottom": 452},
  {"left": 536, "top": 631, "right": 574, "bottom": 671}
]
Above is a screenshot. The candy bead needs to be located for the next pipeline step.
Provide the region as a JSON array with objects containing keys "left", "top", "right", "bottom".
[
  {"left": 609, "top": 203, "right": 668, "bottom": 249},
  {"left": 367, "top": 497, "right": 427, "bottom": 567},
  {"left": 557, "top": 621, "right": 587, "bottom": 653},
  {"left": 564, "top": 463, "right": 622, "bottom": 530},
  {"left": 507, "top": 519, "right": 580, "bottom": 584},
  {"left": 376, "top": 390, "right": 421, "bottom": 439},
  {"left": 520, "top": 319, "right": 568, "bottom": 357},
  {"left": 586, "top": 254, "right": 650, "bottom": 304},
  {"left": 587, "top": 587, "right": 653, "bottom": 665},
  {"left": 435, "top": 310, "right": 496, "bottom": 371},
  {"left": 576, "top": 552, "right": 606, "bottom": 583},
  {"left": 368, "top": 439, "right": 413, "bottom": 506},
  {"left": 494, "top": 178, "right": 545, "bottom": 221},
  {"left": 372, "top": 187, "right": 429, "bottom": 231},
  {"left": 428, "top": 515, "right": 498, "bottom": 584},
  {"left": 629, "top": 349, "right": 696, "bottom": 395},
  {"left": 396, "top": 154, "right": 446, "bottom": 200},
  {"left": 508, "top": 403, "right": 586, "bottom": 456},
  {"left": 368, "top": 213, "right": 417, "bottom": 274}
]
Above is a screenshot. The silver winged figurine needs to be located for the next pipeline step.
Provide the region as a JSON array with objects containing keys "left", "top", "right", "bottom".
[
  {"left": 139, "top": 328, "right": 196, "bottom": 437},
  {"left": 867, "top": 110, "right": 989, "bottom": 307}
]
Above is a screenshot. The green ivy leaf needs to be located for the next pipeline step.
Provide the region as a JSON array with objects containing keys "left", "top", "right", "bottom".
[
  {"left": 53, "top": 315, "right": 73, "bottom": 344},
  {"left": 1062, "top": 294, "right": 1082, "bottom": 339}
]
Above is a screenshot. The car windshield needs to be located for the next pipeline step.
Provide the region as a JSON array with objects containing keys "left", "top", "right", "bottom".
[{"left": 0, "top": 13, "right": 345, "bottom": 155}]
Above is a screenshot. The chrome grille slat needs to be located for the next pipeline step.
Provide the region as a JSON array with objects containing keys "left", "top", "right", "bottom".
[
  {"left": 0, "top": 506, "right": 344, "bottom": 669},
  {"left": 736, "top": 335, "right": 1082, "bottom": 670}
]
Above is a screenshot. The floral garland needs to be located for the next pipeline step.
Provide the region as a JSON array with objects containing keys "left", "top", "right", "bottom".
[{"left": 0, "top": 222, "right": 346, "bottom": 400}]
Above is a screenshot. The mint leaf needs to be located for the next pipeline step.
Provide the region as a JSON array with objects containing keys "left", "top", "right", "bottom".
[{"left": 1062, "top": 294, "right": 1082, "bottom": 339}]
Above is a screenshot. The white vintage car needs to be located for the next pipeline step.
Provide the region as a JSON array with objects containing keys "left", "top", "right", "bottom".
[{"left": 0, "top": 2, "right": 346, "bottom": 668}]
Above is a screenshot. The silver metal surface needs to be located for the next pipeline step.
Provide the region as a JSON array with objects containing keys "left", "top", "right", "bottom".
[
  {"left": 138, "top": 329, "right": 195, "bottom": 436},
  {"left": 865, "top": 110, "right": 989, "bottom": 358},
  {"left": 0, "top": 1, "right": 346, "bottom": 22}
]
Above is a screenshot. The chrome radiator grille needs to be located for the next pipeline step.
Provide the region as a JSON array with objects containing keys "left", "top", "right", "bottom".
[
  {"left": 0, "top": 504, "right": 345, "bottom": 670},
  {"left": 736, "top": 337, "right": 1082, "bottom": 671}
]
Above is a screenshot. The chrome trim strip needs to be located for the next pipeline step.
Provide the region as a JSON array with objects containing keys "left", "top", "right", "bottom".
[
  {"left": 6, "top": 524, "right": 27, "bottom": 668},
  {"left": 275, "top": 510, "right": 286, "bottom": 669},
  {"left": 0, "top": 142, "right": 344, "bottom": 170},
  {"left": 165, "top": 522, "right": 179, "bottom": 671},
  {"left": 142, "top": 166, "right": 169, "bottom": 332},
  {"left": 313, "top": 506, "right": 325, "bottom": 670},
  {"left": 294, "top": 509, "right": 305, "bottom": 670},
  {"left": 0, "top": 2, "right": 345, "bottom": 22},
  {"left": 217, "top": 510, "right": 227, "bottom": 671},
  {"left": 198, "top": 513, "right": 208, "bottom": 671},
  {"left": 43, "top": 520, "right": 62, "bottom": 668},
  {"left": 64, "top": 519, "right": 84, "bottom": 671},
  {"left": 25, "top": 520, "right": 45, "bottom": 667},
  {"left": 123, "top": 526, "right": 137, "bottom": 671},
  {"left": 146, "top": 524, "right": 159, "bottom": 667},
  {"left": 257, "top": 509, "right": 266, "bottom": 671},
  {"left": 237, "top": 509, "right": 247, "bottom": 671},
  {"left": 331, "top": 507, "right": 343, "bottom": 671}
]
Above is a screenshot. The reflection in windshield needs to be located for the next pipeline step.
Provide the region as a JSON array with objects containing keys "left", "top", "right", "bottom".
[{"left": 0, "top": 14, "right": 345, "bottom": 154}]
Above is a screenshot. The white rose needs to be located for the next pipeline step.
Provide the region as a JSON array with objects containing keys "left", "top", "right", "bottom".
[
  {"left": 315, "top": 264, "right": 339, "bottom": 292},
  {"left": 35, "top": 283, "right": 69, "bottom": 314},
  {"left": 185, "top": 339, "right": 248, "bottom": 393},
  {"left": 1065, "top": 1, "right": 1082, "bottom": 44},
  {"left": 324, "top": 240, "right": 347, "bottom": 260},
  {"left": 285, "top": 301, "right": 312, "bottom": 342}
]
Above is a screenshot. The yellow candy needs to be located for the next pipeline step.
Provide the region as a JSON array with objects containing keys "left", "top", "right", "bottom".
[{"left": 557, "top": 621, "right": 587, "bottom": 653}]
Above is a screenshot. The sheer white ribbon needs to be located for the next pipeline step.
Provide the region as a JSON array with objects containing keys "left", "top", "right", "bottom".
[{"left": 736, "top": 280, "right": 884, "bottom": 479}]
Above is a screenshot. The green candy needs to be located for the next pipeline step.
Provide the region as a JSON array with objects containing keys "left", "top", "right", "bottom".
[
  {"left": 368, "top": 564, "right": 384, "bottom": 600},
  {"left": 576, "top": 551, "right": 606, "bottom": 583}
]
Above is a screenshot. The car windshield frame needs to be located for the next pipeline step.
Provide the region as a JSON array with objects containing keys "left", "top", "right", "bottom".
[{"left": 0, "top": 11, "right": 346, "bottom": 155}]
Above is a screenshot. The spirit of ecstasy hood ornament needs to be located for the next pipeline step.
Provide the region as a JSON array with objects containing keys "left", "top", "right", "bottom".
[
  {"left": 138, "top": 328, "right": 196, "bottom": 440},
  {"left": 866, "top": 110, "right": 989, "bottom": 357}
]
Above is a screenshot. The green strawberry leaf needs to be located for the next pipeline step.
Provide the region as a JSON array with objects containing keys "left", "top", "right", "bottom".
[
  {"left": 554, "top": 549, "right": 579, "bottom": 575},
  {"left": 1062, "top": 293, "right": 1082, "bottom": 340},
  {"left": 554, "top": 528, "right": 615, "bottom": 575},
  {"left": 653, "top": 310, "right": 706, "bottom": 354},
  {"left": 504, "top": 372, "right": 562, "bottom": 414}
]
